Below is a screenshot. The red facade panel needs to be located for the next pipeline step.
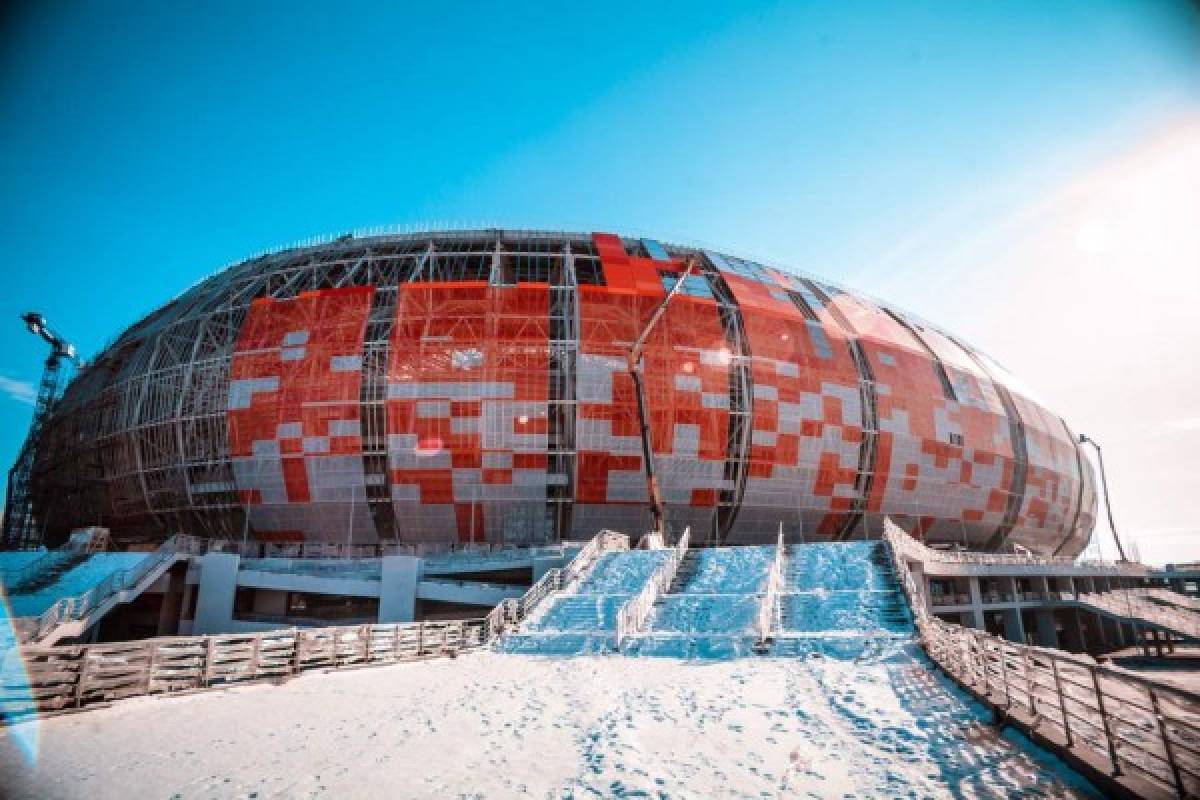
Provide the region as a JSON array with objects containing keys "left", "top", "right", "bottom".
[
  {"left": 227, "top": 286, "right": 375, "bottom": 542},
  {"left": 385, "top": 281, "right": 550, "bottom": 544},
  {"left": 720, "top": 271, "right": 864, "bottom": 538}
]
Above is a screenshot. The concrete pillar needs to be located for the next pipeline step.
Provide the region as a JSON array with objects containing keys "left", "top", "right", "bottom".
[
  {"left": 1002, "top": 608, "right": 1025, "bottom": 644},
  {"left": 155, "top": 568, "right": 185, "bottom": 636},
  {"left": 1033, "top": 608, "right": 1059, "bottom": 648},
  {"left": 966, "top": 576, "right": 985, "bottom": 629},
  {"left": 379, "top": 555, "right": 421, "bottom": 623},
  {"left": 192, "top": 552, "right": 240, "bottom": 635}
]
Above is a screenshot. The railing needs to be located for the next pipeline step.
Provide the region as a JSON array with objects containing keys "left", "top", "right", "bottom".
[
  {"left": 1075, "top": 589, "right": 1200, "bottom": 640},
  {"left": 1, "top": 528, "right": 636, "bottom": 721},
  {"left": 21, "top": 534, "right": 210, "bottom": 643},
  {"left": 498, "top": 529, "right": 629, "bottom": 632},
  {"left": 562, "top": 530, "right": 628, "bottom": 584},
  {"left": 884, "top": 520, "right": 1200, "bottom": 798},
  {"left": 755, "top": 531, "right": 785, "bottom": 644},
  {"left": 613, "top": 527, "right": 690, "bottom": 647},
  {"left": 509, "top": 568, "right": 564, "bottom": 623},
  {"left": 1, "top": 619, "right": 490, "bottom": 720},
  {"left": 233, "top": 539, "right": 573, "bottom": 562},
  {"left": 5, "top": 529, "right": 121, "bottom": 591},
  {"left": 913, "top": 535, "right": 1151, "bottom": 575},
  {"left": 14, "top": 533, "right": 609, "bottom": 645},
  {"left": 1143, "top": 587, "right": 1200, "bottom": 613}
]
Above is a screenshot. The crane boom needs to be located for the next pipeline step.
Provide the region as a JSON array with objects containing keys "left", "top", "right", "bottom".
[{"left": 627, "top": 257, "right": 698, "bottom": 539}]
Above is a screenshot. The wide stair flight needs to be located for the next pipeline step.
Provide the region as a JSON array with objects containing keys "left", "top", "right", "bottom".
[
  {"left": 502, "top": 539, "right": 912, "bottom": 658},
  {"left": 501, "top": 549, "right": 671, "bottom": 655}
]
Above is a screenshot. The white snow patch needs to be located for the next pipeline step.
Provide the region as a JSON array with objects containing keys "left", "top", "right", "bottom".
[{"left": 0, "top": 648, "right": 1099, "bottom": 799}]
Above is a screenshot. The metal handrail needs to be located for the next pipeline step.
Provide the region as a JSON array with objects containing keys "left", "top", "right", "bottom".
[
  {"left": 614, "top": 527, "right": 690, "bottom": 647},
  {"left": 1141, "top": 587, "right": 1200, "bottom": 613},
  {"left": 755, "top": 531, "right": 785, "bottom": 644},
  {"left": 1075, "top": 589, "right": 1200, "bottom": 639},
  {"left": 23, "top": 534, "right": 211, "bottom": 642},
  {"left": 498, "top": 528, "right": 629, "bottom": 632},
  {"left": 884, "top": 520, "right": 1199, "bottom": 798}
]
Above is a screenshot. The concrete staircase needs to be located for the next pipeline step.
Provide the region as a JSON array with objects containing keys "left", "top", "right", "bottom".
[
  {"left": 501, "top": 539, "right": 913, "bottom": 660},
  {"left": 622, "top": 546, "right": 773, "bottom": 657},
  {"left": 770, "top": 541, "right": 912, "bottom": 658},
  {"left": 501, "top": 549, "right": 671, "bottom": 655},
  {"left": 3, "top": 537, "right": 207, "bottom": 645}
]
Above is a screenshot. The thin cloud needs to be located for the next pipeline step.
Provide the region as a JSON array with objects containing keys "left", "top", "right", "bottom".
[{"left": 0, "top": 374, "right": 37, "bottom": 406}]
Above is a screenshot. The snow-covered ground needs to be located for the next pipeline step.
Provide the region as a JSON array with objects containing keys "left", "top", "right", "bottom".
[{"left": 0, "top": 647, "right": 1099, "bottom": 799}]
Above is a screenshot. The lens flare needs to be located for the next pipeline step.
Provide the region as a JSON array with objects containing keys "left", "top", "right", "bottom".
[{"left": 0, "top": 585, "right": 40, "bottom": 765}]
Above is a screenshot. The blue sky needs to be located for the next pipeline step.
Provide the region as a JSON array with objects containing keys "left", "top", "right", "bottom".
[{"left": 2, "top": 1, "right": 1199, "bottom": 560}]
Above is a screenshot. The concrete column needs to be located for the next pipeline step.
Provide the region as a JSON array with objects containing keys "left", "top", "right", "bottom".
[
  {"left": 966, "top": 576, "right": 985, "bottom": 629},
  {"left": 155, "top": 568, "right": 185, "bottom": 636},
  {"left": 192, "top": 552, "right": 240, "bottom": 635},
  {"left": 1033, "top": 608, "right": 1059, "bottom": 648},
  {"left": 1002, "top": 608, "right": 1025, "bottom": 645},
  {"left": 379, "top": 555, "right": 421, "bottom": 623},
  {"left": 1060, "top": 608, "right": 1087, "bottom": 652}
]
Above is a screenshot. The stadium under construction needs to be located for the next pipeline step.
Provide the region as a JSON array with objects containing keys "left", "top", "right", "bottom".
[
  {"left": 5, "top": 229, "right": 1098, "bottom": 555},
  {"left": 3, "top": 230, "right": 1199, "bottom": 797}
]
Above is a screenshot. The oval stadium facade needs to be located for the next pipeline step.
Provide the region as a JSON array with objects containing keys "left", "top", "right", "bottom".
[{"left": 22, "top": 230, "right": 1096, "bottom": 556}]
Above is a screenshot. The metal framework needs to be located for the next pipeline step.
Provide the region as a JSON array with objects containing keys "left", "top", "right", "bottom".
[
  {"left": 2, "top": 314, "right": 79, "bottom": 549},
  {"left": 9, "top": 229, "right": 1097, "bottom": 556}
]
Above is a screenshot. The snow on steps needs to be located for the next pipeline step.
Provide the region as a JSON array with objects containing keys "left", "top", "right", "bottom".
[
  {"left": 3, "top": 553, "right": 151, "bottom": 619},
  {"left": 500, "top": 549, "right": 671, "bottom": 654},
  {"left": 503, "top": 540, "right": 913, "bottom": 659}
]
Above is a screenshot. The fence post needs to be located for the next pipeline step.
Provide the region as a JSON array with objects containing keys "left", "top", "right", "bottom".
[
  {"left": 74, "top": 645, "right": 91, "bottom": 709},
  {"left": 249, "top": 632, "right": 261, "bottom": 681},
  {"left": 292, "top": 629, "right": 302, "bottom": 675},
  {"left": 143, "top": 640, "right": 158, "bottom": 696},
  {"left": 1147, "top": 685, "right": 1184, "bottom": 796},
  {"left": 997, "top": 642, "right": 1012, "bottom": 710},
  {"left": 972, "top": 632, "right": 991, "bottom": 697},
  {"left": 1051, "top": 656, "right": 1073, "bottom": 748},
  {"left": 203, "top": 636, "right": 216, "bottom": 688},
  {"left": 1089, "top": 666, "right": 1122, "bottom": 775},
  {"left": 1022, "top": 650, "right": 1036, "bottom": 722}
]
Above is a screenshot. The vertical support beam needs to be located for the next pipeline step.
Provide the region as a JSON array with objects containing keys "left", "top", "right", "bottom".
[
  {"left": 1002, "top": 607, "right": 1025, "bottom": 645},
  {"left": 546, "top": 242, "right": 578, "bottom": 542},
  {"left": 360, "top": 244, "right": 427, "bottom": 542},
  {"left": 192, "top": 551, "right": 240, "bottom": 635},
  {"left": 966, "top": 576, "right": 986, "bottom": 630},
  {"left": 798, "top": 280, "right": 879, "bottom": 540},
  {"left": 697, "top": 254, "right": 753, "bottom": 544},
  {"left": 379, "top": 554, "right": 421, "bottom": 623},
  {"left": 944, "top": 334, "right": 1029, "bottom": 553},
  {"left": 1034, "top": 608, "right": 1059, "bottom": 648}
]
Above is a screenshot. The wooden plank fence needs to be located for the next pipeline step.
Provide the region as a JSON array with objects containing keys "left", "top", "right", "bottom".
[
  {"left": 883, "top": 521, "right": 1200, "bottom": 799},
  {"left": 1, "top": 619, "right": 487, "bottom": 721},
  {"left": 1, "top": 528, "right": 632, "bottom": 722}
]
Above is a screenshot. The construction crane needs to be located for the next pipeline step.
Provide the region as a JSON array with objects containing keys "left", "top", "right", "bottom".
[
  {"left": 628, "top": 257, "right": 698, "bottom": 541},
  {"left": 1, "top": 312, "right": 81, "bottom": 549}
]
